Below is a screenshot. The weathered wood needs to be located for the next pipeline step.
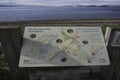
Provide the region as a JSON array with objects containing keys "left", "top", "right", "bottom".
[
  {"left": 0, "top": 27, "right": 27, "bottom": 80},
  {"left": 116, "top": 64, "right": 120, "bottom": 80},
  {"left": 100, "top": 28, "right": 120, "bottom": 80}
]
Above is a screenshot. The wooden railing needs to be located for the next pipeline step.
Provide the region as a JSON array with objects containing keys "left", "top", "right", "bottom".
[{"left": 0, "top": 25, "right": 120, "bottom": 80}]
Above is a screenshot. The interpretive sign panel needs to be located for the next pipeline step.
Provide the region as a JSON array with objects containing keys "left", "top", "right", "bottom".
[{"left": 19, "top": 26, "right": 110, "bottom": 67}]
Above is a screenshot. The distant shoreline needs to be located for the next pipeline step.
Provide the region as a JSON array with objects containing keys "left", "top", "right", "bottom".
[{"left": 0, "top": 5, "right": 120, "bottom": 7}]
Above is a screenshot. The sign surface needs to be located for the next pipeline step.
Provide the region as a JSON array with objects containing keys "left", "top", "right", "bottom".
[
  {"left": 19, "top": 27, "right": 110, "bottom": 67},
  {"left": 111, "top": 31, "right": 120, "bottom": 46}
]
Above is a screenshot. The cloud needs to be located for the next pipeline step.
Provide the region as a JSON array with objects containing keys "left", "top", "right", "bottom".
[
  {"left": 0, "top": 0, "right": 9, "bottom": 3},
  {"left": 0, "top": 0, "right": 16, "bottom": 5},
  {"left": 1, "top": 0, "right": 120, "bottom": 6}
]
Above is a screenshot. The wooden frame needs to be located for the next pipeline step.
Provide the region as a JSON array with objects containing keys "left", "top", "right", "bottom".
[{"left": 0, "top": 26, "right": 27, "bottom": 80}]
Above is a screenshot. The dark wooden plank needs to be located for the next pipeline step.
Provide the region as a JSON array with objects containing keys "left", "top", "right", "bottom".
[
  {"left": 0, "top": 27, "right": 28, "bottom": 80},
  {"left": 116, "top": 65, "right": 120, "bottom": 80},
  {"left": 100, "top": 28, "right": 120, "bottom": 80}
]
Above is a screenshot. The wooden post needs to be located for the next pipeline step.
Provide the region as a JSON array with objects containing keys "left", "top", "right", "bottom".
[
  {"left": 0, "top": 26, "right": 27, "bottom": 80},
  {"left": 100, "top": 28, "right": 120, "bottom": 80}
]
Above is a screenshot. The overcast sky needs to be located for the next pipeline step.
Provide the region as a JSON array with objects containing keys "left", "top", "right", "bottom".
[{"left": 0, "top": 0, "right": 120, "bottom": 6}]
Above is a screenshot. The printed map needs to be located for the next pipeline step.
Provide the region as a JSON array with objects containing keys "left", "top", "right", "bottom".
[{"left": 19, "top": 27, "right": 110, "bottom": 67}]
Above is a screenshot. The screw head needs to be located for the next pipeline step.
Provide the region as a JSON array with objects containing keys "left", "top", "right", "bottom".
[{"left": 30, "top": 34, "right": 36, "bottom": 38}]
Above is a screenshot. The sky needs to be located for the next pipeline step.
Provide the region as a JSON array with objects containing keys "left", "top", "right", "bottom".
[{"left": 0, "top": 0, "right": 120, "bottom": 6}]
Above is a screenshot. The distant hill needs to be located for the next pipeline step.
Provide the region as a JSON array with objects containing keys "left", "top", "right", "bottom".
[
  {"left": 0, "top": 4, "right": 48, "bottom": 7},
  {"left": 0, "top": 4, "right": 120, "bottom": 7},
  {"left": 76, "top": 4, "right": 120, "bottom": 7},
  {"left": 77, "top": 5, "right": 110, "bottom": 7}
]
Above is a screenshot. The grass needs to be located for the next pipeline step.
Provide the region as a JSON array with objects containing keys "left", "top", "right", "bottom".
[{"left": 0, "top": 45, "right": 8, "bottom": 69}]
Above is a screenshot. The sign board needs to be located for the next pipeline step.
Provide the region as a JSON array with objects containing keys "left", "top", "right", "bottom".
[
  {"left": 111, "top": 31, "right": 120, "bottom": 47},
  {"left": 19, "top": 26, "right": 110, "bottom": 67}
]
